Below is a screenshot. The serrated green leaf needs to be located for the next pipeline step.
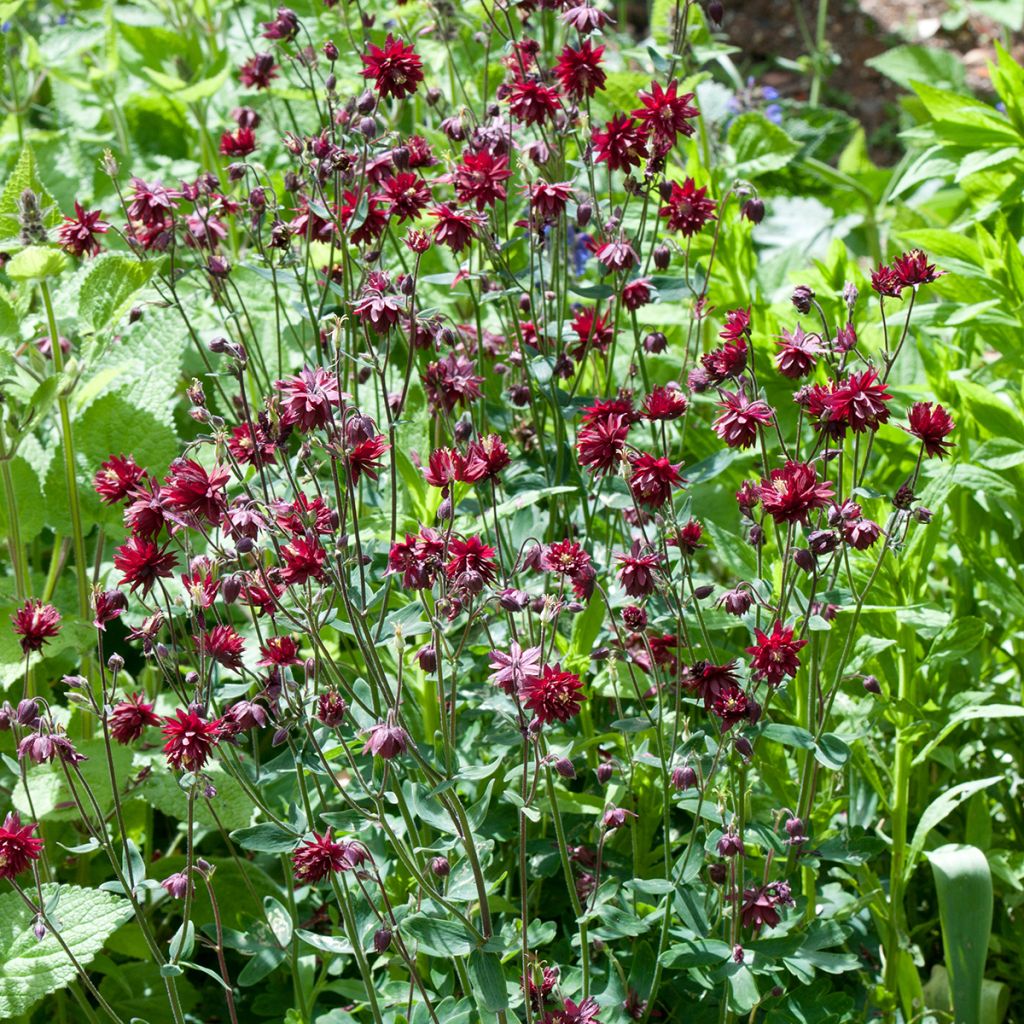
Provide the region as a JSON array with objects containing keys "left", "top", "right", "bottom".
[
  {"left": 6, "top": 246, "right": 68, "bottom": 281},
  {"left": 728, "top": 112, "right": 800, "bottom": 177},
  {"left": 78, "top": 254, "right": 154, "bottom": 332},
  {"left": 0, "top": 884, "right": 133, "bottom": 1017}
]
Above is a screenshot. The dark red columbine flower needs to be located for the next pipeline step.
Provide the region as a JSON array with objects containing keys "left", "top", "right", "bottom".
[
  {"left": 617, "top": 543, "right": 660, "bottom": 597},
  {"left": 893, "top": 249, "right": 943, "bottom": 287},
  {"left": 163, "top": 459, "right": 229, "bottom": 524},
  {"left": 181, "top": 570, "right": 220, "bottom": 609},
  {"left": 577, "top": 416, "right": 630, "bottom": 476},
  {"left": 595, "top": 238, "right": 638, "bottom": 274},
  {"left": 123, "top": 483, "right": 174, "bottom": 539},
  {"left": 428, "top": 204, "right": 485, "bottom": 253},
  {"left": 459, "top": 435, "right": 511, "bottom": 483},
  {"left": 364, "top": 716, "right": 409, "bottom": 759},
  {"left": 108, "top": 693, "right": 161, "bottom": 745},
  {"left": 740, "top": 882, "right": 794, "bottom": 933},
  {"left": 686, "top": 660, "right": 740, "bottom": 710},
  {"left": 275, "top": 367, "right": 341, "bottom": 431},
  {"left": 219, "top": 126, "right": 256, "bottom": 157},
  {"left": 746, "top": 621, "right": 807, "bottom": 686},
  {"left": 361, "top": 34, "right": 424, "bottom": 99},
  {"left": 622, "top": 278, "right": 653, "bottom": 311},
  {"left": 521, "top": 664, "right": 586, "bottom": 725},
  {"left": 239, "top": 53, "right": 278, "bottom": 90},
  {"left": 58, "top": 202, "right": 109, "bottom": 257},
  {"left": 275, "top": 493, "right": 334, "bottom": 535},
  {"left": 592, "top": 114, "right": 648, "bottom": 173},
  {"left": 93, "top": 588, "right": 128, "bottom": 631},
  {"left": 446, "top": 535, "right": 498, "bottom": 586},
  {"left": 713, "top": 391, "right": 774, "bottom": 450},
  {"left": 870, "top": 263, "right": 902, "bottom": 298},
  {"left": 702, "top": 338, "right": 748, "bottom": 382},
  {"left": 524, "top": 180, "right": 574, "bottom": 221},
  {"left": 195, "top": 625, "right": 246, "bottom": 671},
  {"left": 0, "top": 813, "right": 44, "bottom": 879},
  {"left": 261, "top": 6, "right": 299, "bottom": 40},
  {"left": 544, "top": 539, "right": 591, "bottom": 578},
  {"left": 12, "top": 599, "right": 61, "bottom": 655},
  {"left": 508, "top": 77, "right": 561, "bottom": 126},
  {"left": 844, "top": 518, "right": 881, "bottom": 549},
  {"left": 348, "top": 435, "right": 390, "bottom": 483},
  {"left": 423, "top": 447, "right": 461, "bottom": 488},
  {"left": 643, "top": 384, "right": 688, "bottom": 421},
  {"left": 114, "top": 537, "right": 178, "bottom": 595},
  {"left": 340, "top": 189, "right": 388, "bottom": 246},
  {"left": 570, "top": 305, "right": 616, "bottom": 359},
  {"left": 280, "top": 535, "right": 327, "bottom": 586},
  {"left": 257, "top": 635, "right": 302, "bottom": 667},
  {"left": 93, "top": 454, "right": 147, "bottom": 504},
  {"left": 822, "top": 368, "right": 892, "bottom": 433},
  {"left": 775, "top": 325, "right": 822, "bottom": 379},
  {"left": 759, "top": 461, "right": 834, "bottom": 525},
  {"left": 659, "top": 178, "right": 717, "bottom": 237},
  {"left": 422, "top": 352, "right": 484, "bottom": 412},
  {"left": 632, "top": 79, "right": 699, "bottom": 151},
  {"left": 555, "top": 40, "right": 606, "bottom": 100},
  {"left": 906, "top": 401, "right": 956, "bottom": 458},
  {"left": 562, "top": 2, "right": 613, "bottom": 32},
  {"left": 628, "top": 452, "right": 685, "bottom": 509},
  {"left": 127, "top": 178, "right": 181, "bottom": 227},
  {"left": 452, "top": 150, "right": 511, "bottom": 211},
  {"left": 227, "top": 423, "right": 276, "bottom": 466},
  {"left": 292, "top": 829, "right": 362, "bottom": 883},
  {"left": 712, "top": 685, "right": 751, "bottom": 731},
  {"left": 162, "top": 708, "right": 222, "bottom": 772},
  {"left": 671, "top": 517, "right": 704, "bottom": 554},
  {"left": 720, "top": 308, "right": 751, "bottom": 342},
  {"left": 380, "top": 171, "right": 432, "bottom": 222}
]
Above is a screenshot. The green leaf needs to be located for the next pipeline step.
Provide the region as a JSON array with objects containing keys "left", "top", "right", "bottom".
[
  {"left": 926, "top": 845, "right": 993, "bottom": 1024},
  {"left": 913, "top": 704, "right": 1024, "bottom": 767},
  {"left": 0, "top": 146, "right": 63, "bottom": 243},
  {"left": 815, "top": 733, "right": 851, "bottom": 770},
  {"left": 467, "top": 950, "right": 509, "bottom": 1012},
  {"left": 761, "top": 724, "right": 816, "bottom": 750},
  {"left": 229, "top": 823, "right": 301, "bottom": 854},
  {"left": 78, "top": 254, "right": 154, "bottom": 332},
  {"left": 6, "top": 246, "right": 68, "bottom": 281},
  {"left": 263, "top": 897, "right": 293, "bottom": 947},
  {"left": 728, "top": 112, "right": 800, "bottom": 177},
  {"left": 402, "top": 915, "right": 477, "bottom": 956},
  {"left": 865, "top": 45, "right": 966, "bottom": 92},
  {"left": 0, "top": 884, "right": 132, "bottom": 1017},
  {"left": 906, "top": 777, "right": 1003, "bottom": 878},
  {"left": 237, "top": 945, "right": 286, "bottom": 987}
]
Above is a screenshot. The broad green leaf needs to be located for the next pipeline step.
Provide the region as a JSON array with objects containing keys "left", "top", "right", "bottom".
[
  {"left": 0, "top": 884, "right": 132, "bottom": 1017},
  {"left": 913, "top": 704, "right": 1024, "bottom": 767},
  {"left": 402, "top": 914, "right": 477, "bottom": 956},
  {"left": 230, "top": 822, "right": 301, "bottom": 853},
  {"left": 78, "top": 253, "right": 154, "bottom": 332},
  {"left": 926, "top": 845, "right": 992, "bottom": 1024},
  {"left": 906, "top": 777, "right": 1002, "bottom": 878},
  {"left": 728, "top": 112, "right": 799, "bottom": 177},
  {"left": 467, "top": 950, "right": 509, "bottom": 1012},
  {"left": 866, "top": 45, "right": 966, "bottom": 92},
  {"left": 6, "top": 245, "right": 68, "bottom": 281}
]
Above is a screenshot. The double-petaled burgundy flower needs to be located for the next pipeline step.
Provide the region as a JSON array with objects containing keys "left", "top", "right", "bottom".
[
  {"left": 775, "top": 325, "right": 822, "bottom": 379},
  {"left": 257, "top": 635, "right": 302, "bottom": 667},
  {"left": 577, "top": 416, "right": 630, "bottom": 476},
  {"left": 239, "top": 53, "right": 278, "bottom": 90},
  {"left": 713, "top": 391, "right": 774, "bottom": 450},
  {"left": 195, "top": 625, "right": 245, "bottom": 671},
  {"left": 12, "top": 599, "right": 61, "bottom": 655},
  {"left": 592, "top": 114, "right": 648, "bottom": 173},
  {"left": 508, "top": 77, "right": 561, "bottom": 126},
  {"left": 671, "top": 517, "right": 705, "bottom": 555},
  {"left": 0, "top": 813, "right": 44, "bottom": 880},
  {"left": 94, "top": 454, "right": 147, "bottom": 504},
  {"left": 870, "top": 263, "right": 903, "bottom": 298},
  {"left": 617, "top": 543, "right": 660, "bottom": 597},
  {"left": 446, "top": 536, "right": 498, "bottom": 586},
  {"left": 361, "top": 34, "right": 423, "bottom": 100},
  {"left": 428, "top": 204, "right": 485, "bottom": 253},
  {"left": 108, "top": 693, "right": 161, "bottom": 744},
  {"left": 93, "top": 588, "right": 128, "bottom": 631},
  {"left": 544, "top": 539, "right": 591, "bottom": 578},
  {"left": 127, "top": 178, "right": 180, "bottom": 228},
  {"left": 746, "top": 621, "right": 807, "bottom": 686},
  {"left": 906, "top": 402, "right": 956, "bottom": 458},
  {"left": 521, "top": 664, "right": 586, "bottom": 725},
  {"left": 422, "top": 352, "right": 484, "bottom": 412},
  {"left": 292, "top": 829, "right": 364, "bottom": 883},
  {"left": 459, "top": 435, "right": 510, "bottom": 483},
  {"left": 759, "top": 462, "right": 834, "bottom": 525},
  {"left": 687, "top": 660, "right": 740, "bottom": 711},
  {"left": 275, "top": 367, "right": 340, "bottom": 431},
  {"left": 340, "top": 189, "right": 389, "bottom": 246},
  {"left": 261, "top": 6, "right": 298, "bottom": 40},
  {"left": 570, "top": 306, "right": 615, "bottom": 359},
  {"left": 162, "top": 708, "right": 222, "bottom": 772},
  {"left": 622, "top": 278, "right": 653, "bottom": 311},
  {"left": 823, "top": 369, "right": 892, "bottom": 433},
  {"left": 227, "top": 423, "right": 276, "bottom": 466},
  {"left": 659, "top": 178, "right": 716, "bottom": 237},
  {"left": 488, "top": 642, "right": 542, "bottom": 695},
  {"left": 115, "top": 537, "right": 178, "bottom": 594},
  {"left": 893, "top": 249, "right": 943, "bottom": 287},
  {"left": 720, "top": 308, "right": 751, "bottom": 342},
  {"left": 452, "top": 150, "right": 510, "bottom": 211},
  {"left": 555, "top": 40, "right": 606, "bottom": 100},
  {"left": 163, "top": 459, "right": 229, "bottom": 523},
  {"left": 364, "top": 716, "right": 409, "bottom": 759},
  {"left": 219, "top": 126, "right": 256, "bottom": 157},
  {"left": 380, "top": 172, "right": 432, "bottom": 222},
  {"left": 524, "top": 180, "right": 574, "bottom": 221},
  {"left": 632, "top": 79, "right": 699, "bottom": 151},
  {"left": 348, "top": 435, "right": 390, "bottom": 483},
  {"left": 58, "top": 202, "right": 109, "bottom": 257},
  {"left": 595, "top": 238, "right": 638, "bottom": 273},
  {"left": 280, "top": 535, "right": 327, "bottom": 586},
  {"left": 642, "top": 384, "right": 688, "bottom": 421},
  {"left": 628, "top": 452, "right": 684, "bottom": 509},
  {"left": 740, "top": 882, "right": 794, "bottom": 932}
]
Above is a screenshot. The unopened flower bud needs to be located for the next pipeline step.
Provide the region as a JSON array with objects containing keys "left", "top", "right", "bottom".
[
  {"left": 793, "top": 548, "right": 815, "bottom": 573},
  {"left": 107, "top": 653, "right": 124, "bottom": 672},
  {"left": 373, "top": 927, "right": 392, "bottom": 953},
  {"left": 416, "top": 645, "right": 436, "bottom": 672},
  {"left": 672, "top": 765, "right": 698, "bottom": 791},
  {"left": 576, "top": 202, "right": 592, "bottom": 228},
  {"left": 652, "top": 243, "right": 671, "bottom": 271},
  {"left": 596, "top": 762, "right": 613, "bottom": 784},
  {"left": 708, "top": 0, "right": 724, "bottom": 25},
  {"left": 430, "top": 855, "right": 450, "bottom": 877},
  {"left": 791, "top": 285, "right": 815, "bottom": 314},
  {"left": 643, "top": 331, "right": 667, "bottom": 354},
  {"left": 554, "top": 757, "right": 576, "bottom": 779},
  {"left": 741, "top": 197, "right": 764, "bottom": 223},
  {"left": 734, "top": 735, "right": 753, "bottom": 760},
  {"left": 708, "top": 862, "right": 727, "bottom": 884},
  {"left": 693, "top": 584, "right": 714, "bottom": 600},
  {"left": 863, "top": 675, "right": 881, "bottom": 694},
  {"left": 323, "top": 40, "right": 338, "bottom": 61}
]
